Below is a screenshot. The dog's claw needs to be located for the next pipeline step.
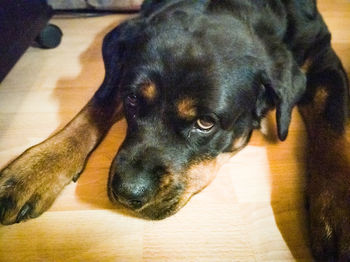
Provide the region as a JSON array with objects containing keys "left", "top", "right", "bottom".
[
  {"left": 16, "top": 203, "right": 32, "bottom": 223},
  {"left": 72, "top": 172, "right": 82, "bottom": 183},
  {"left": 0, "top": 204, "right": 5, "bottom": 222},
  {"left": 0, "top": 197, "right": 15, "bottom": 224}
]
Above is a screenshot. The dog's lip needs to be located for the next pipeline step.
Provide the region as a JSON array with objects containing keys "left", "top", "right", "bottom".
[
  {"left": 107, "top": 168, "right": 187, "bottom": 219},
  {"left": 135, "top": 200, "right": 180, "bottom": 220},
  {"left": 108, "top": 186, "right": 182, "bottom": 219}
]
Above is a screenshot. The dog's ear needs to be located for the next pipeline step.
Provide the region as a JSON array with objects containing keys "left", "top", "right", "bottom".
[
  {"left": 260, "top": 64, "right": 306, "bottom": 141},
  {"left": 95, "top": 19, "right": 140, "bottom": 101}
]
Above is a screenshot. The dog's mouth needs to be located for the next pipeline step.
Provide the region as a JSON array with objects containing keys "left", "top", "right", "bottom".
[
  {"left": 107, "top": 153, "right": 233, "bottom": 220},
  {"left": 108, "top": 182, "right": 187, "bottom": 220},
  {"left": 133, "top": 197, "right": 185, "bottom": 220},
  {"left": 108, "top": 168, "right": 189, "bottom": 219}
]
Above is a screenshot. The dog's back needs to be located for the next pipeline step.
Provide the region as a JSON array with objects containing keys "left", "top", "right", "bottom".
[{"left": 141, "top": 0, "right": 329, "bottom": 66}]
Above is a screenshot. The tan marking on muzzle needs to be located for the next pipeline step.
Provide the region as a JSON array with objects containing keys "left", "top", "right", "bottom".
[
  {"left": 177, "top": 98, "right": 197, "bottom": 120},
  {"left": 137, "top": 150, "right": 244, "bottom": 219},
  {"left": 159, "top": 175, "right": 173, "bottom": 191},
  {"left": 183, "top": 153, "right": 233, "bottom": 197},
  {"left": 232, "top": 134, "right": 250, "bottom": 151},
  {"left": 147, "top": 153, "right": 233, "bottom": 217},
  {"left": 140, "top": 82, "right": 157, "bottom": 102}
]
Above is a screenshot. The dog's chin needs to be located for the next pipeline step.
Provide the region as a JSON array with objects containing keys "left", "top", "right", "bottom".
[
  {"left": 107, "top": 153, "right": 231, "bottom": 220},
  {"left": 108, "top": 186, "right": 191, "bottom": 220},
  {"left": 136, "top": 201, "right": 183, "bottom": 220}
]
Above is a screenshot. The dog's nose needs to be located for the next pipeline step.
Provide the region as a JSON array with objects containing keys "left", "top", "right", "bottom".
[{"left": 111, "top": 173, "right": 153, "bottom": 209}]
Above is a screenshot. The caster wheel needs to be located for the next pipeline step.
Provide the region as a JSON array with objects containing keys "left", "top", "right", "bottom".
[{"left": 35, "top": 24, "right": 63, "bottom": 49}]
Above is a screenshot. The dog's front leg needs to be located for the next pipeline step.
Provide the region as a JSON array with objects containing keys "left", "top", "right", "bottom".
[
  {"left": 299, "top": 46, "right": 350, "bottom": 261},
  {"left": 0, "top": 20, "right": 135, "bottom": 225},
  {"left": 0, "top": 89, "right": 122, "bottom": 225}
]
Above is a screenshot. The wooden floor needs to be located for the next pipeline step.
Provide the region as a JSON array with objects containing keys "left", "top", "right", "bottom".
[{"left": 0, "top": 0, "right": 349, "bottom": 261}]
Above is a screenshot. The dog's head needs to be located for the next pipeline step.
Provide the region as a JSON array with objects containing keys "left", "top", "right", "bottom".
[{"left": 103, "top": 1, "right": 306, "bottom": 219}]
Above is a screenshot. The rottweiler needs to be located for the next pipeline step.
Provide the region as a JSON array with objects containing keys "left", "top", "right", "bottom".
[{"left": 1, "top": 0, "right": 349, "bottom": 260}]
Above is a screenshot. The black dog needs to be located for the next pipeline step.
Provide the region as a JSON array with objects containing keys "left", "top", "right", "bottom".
[{"left": 1, "top": 0, "right": 349, "bottom": 260}]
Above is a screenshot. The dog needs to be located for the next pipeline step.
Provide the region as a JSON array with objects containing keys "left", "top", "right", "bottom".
[{"left": 1, "top": 0, "right": 349, "bottom": 260}]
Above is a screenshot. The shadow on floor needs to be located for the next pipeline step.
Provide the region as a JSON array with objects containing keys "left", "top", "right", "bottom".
[
  {"left": 52, "top": 15, "right": 140, "bottom": 219},
  {"left": 265, "top": 111, "right": 313, "bottom": 260}
]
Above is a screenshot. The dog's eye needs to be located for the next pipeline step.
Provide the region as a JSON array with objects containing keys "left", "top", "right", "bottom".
[
  {"left": 126, "top": 95, "right": 138, "bottom": 107},
  {"left": 196, "top": 117, "right": 215, "bottom": 131}
]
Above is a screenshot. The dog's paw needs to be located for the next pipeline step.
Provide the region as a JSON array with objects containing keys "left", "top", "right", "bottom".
[
  {"left": 309, "top": 185, "right": 350, "bottom": 261},
  {"left": 0, "top": 142, "right": 84, "bottom": 225}
]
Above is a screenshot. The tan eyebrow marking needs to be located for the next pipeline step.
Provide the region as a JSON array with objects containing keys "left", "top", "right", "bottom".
[
  {"left": 177, "top": 97, "right": 197, "bottom": 120},
  {"left": 140, "top": 82, "right": 157, "bottom": 102}
]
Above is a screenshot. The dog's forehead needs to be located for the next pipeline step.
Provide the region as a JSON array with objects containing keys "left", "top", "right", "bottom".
[
  {"left": 136, "top": 79, "right": 234, "bottom": 124},
  {"left": 120, "top": 18, "right": 261, "bottom": 122},
  {"left": 123, "top": 57, "right": 257, "bottom": 124}
]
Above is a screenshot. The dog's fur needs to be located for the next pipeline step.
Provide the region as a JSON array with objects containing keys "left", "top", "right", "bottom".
[{"left": 1, "top": 0, "right": 349, "bottom": 260}]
